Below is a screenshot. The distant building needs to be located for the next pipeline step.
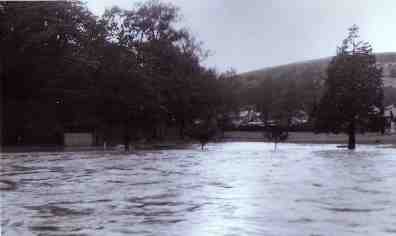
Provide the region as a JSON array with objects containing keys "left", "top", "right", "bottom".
[
  {"left": 228, "top": 107, "right": 309, "bottom": 130},
  {"left": 232, "top": 108, "right": 263, "bottom": 127}
]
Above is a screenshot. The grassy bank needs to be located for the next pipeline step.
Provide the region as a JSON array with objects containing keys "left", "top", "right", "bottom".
[
  {"left": 223, "top": 131, "right": 396, "bottom": 145},
  {"left": 2, "top": 133, "right": 395, "bottom": 153}
]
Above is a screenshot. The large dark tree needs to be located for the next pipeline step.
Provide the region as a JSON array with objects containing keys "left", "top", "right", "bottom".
[
  {"left": 1, "top": 1, "right": 100, "bottom": 144},
  {"left": 315, "top": 25, "right": 383, "bottom": 149},
  {"left": 1, "top": 0, "right": 238, "bottom": 147}
]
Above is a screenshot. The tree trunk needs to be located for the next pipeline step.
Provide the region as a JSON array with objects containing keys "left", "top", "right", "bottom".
[
  {"left": 124, "top": 120, "right": 130, "bottom": 152},
  {"left": 348, "top": 119, "right": 356, "bottom": 150}
]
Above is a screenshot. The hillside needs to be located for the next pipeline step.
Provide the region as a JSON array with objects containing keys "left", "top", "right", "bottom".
[
  {"left": 240, "top": 52, "right": 396, "bottom": 105},
  {"left": 241, "top": 52, "right": 396, "bottom": 88}
]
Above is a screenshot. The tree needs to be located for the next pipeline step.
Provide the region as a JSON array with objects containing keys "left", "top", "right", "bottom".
[
  {"left": 1, "top": 1, "right": 238, "bottom": 147},
  {"left": 273, "top": 78, "right": 302, "bottom": 129},
  {"left": 315, "top": 25, "right": 383, "bottom": 149},
  {"left": 1, "top": 1, "right": 100, "bottom": 144}
]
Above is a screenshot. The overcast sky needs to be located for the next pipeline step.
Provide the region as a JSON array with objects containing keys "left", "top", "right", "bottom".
[{"left": 86, "top": 0, "right": 396, "bottom": 73}]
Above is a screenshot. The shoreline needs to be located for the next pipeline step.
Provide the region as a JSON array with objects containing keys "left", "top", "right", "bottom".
[
  {"left": 1, "top": 132, "right": 395, "bottom": 153},
  {"left": 222, "top": 131, "right": 396, "bottom": 145}
]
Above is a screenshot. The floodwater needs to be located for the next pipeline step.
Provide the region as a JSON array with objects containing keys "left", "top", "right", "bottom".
[{"left": 1, "top": 143, "right": 396, "bottom": 236}]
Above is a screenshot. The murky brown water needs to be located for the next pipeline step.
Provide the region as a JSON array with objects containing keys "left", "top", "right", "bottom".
[{"left": 1, "top": 143, "right": 396, "bottom": 236}]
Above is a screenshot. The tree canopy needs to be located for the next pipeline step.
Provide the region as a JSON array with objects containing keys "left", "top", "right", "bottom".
[{"left": 1, "top": 1, "right": 238, "bottom": 145}]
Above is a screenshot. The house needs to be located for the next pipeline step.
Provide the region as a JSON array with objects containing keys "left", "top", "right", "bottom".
[{"left": 234, "top": 109, "right": 263, "bottom": 127}]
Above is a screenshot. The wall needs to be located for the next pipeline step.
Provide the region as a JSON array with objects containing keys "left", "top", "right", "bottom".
[{"left": 64, "top": 133, "right": 93, "bottom": 147}]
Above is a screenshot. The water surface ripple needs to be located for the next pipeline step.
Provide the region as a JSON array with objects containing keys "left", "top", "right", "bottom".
[{"left": 1, "top": 143, "right": 396, "bottom": 236}]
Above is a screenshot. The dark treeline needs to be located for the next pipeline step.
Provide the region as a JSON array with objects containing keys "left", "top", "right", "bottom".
[
  {"left": 0, "top": 1, "right": 240, "bottom": 145},
  {"left": 1, "top": 2, "right": 389, "bottom": 148}
]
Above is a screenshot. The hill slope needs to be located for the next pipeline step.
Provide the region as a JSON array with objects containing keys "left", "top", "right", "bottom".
[
  {"left": 240, "top": 52, "right": 396, "bottom": 106},
  {"left": 241, "top": 52, "right": 396, "bottom": 88}
]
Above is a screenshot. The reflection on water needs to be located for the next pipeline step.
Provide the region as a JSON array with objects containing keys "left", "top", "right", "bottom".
[{"left": 1, "top": 143, "right": 396, "bottom": 236}]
